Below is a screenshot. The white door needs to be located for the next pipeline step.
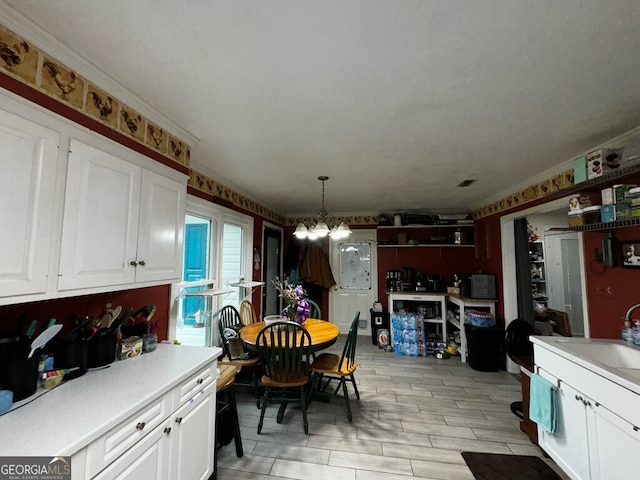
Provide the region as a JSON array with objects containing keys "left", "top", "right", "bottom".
[
  {"left": 59, "top": 139, "right": 141, "bottom": 290},
  {"left": 329, "top": 229, "right": 377, "bottom": 334},
  {"left": 0, "top": 109, "right": 59, "bottom": 298},
  {"left": 546, "top": 234, "right": 585, "bottom": 336},
  {"left": 136, "top": 169, "right": 185, "bottom": 283}
]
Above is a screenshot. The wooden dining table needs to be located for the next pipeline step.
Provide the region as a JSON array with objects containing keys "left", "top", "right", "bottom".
[{"left": 240, "top": 318, "right": 340, "bottom": 352}]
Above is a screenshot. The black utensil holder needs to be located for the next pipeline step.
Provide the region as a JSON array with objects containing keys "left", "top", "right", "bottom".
[
  {"left": 50, "top": 334, "right": 88, "bottom": 380},
  {"left": 120, "top": 324, "right": 148, "bottom": 338},
  {"left": 88, "top": 331, "right": 116, "bottom": 367},
  {"left": 5, "top": 355, "right": 38, "bottom": 401}
]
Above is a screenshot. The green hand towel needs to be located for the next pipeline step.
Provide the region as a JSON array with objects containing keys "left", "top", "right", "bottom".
[{"left": 529, "top": 372, "right": 558, "bottom": 434}]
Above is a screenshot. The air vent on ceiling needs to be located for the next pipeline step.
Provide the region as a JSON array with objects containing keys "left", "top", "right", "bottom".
[{"left": 457, "top": 179, "right": 477, "bottom": 188}]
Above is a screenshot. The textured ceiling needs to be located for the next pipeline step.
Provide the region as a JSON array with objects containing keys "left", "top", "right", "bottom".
[{"left": 4, "top": 0, "right": 640, "bottom": 217}]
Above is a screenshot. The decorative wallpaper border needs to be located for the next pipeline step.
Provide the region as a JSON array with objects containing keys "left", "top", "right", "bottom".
[
  {"left": 471, "top": 170, "right": 574, "bottom": 219},
  {"left": 284, "top": 215, "right": 378, "bottom": 227},
  {"left": 188, "top": 169, "right": 286, "bottom": 224},
  {"left": 0, "top": 24, "right": 190, "bottom": 167}
]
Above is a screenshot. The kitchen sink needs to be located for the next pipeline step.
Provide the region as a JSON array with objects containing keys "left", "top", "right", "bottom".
[{"left": 562, "top": 342, "right": 640, "bottom": 369}]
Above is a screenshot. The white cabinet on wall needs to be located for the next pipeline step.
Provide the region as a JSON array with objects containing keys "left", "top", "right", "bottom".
[
  {"left": 58, "top": 139, "right": 185, "bottom": 291},
  {"left": 0, "top": 109, "right": 59, "bottom": 297}
]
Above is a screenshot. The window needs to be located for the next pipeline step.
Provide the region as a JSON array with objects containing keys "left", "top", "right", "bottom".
[{"left": 170, "top": 195, "right": 253, "bottom": 346}]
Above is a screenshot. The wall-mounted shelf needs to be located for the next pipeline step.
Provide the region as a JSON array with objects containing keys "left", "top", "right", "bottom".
[
  {"left": 545, "top": 217, "right": 640, "bottom": 236},
  {"left": 378, "top": 244, "right": 476, "bottom": 248},
  {"left": 377, "top": 224, "right": 474, "bottom": 230},
  {"left": 543, "top": 162, "right": 640, "bottom": 201}
]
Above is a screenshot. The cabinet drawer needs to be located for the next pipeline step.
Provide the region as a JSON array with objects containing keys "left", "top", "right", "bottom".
[
  {"left": 174, "top": 362, "right": 216, "bottom": 406},
  {"left": 85, "top": 392, "right": 171, "bottom": 478}
]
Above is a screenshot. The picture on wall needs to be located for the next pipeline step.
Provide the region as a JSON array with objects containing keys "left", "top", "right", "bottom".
[{"left": 622, "top": 242, "right": 640, "bottom": 267}]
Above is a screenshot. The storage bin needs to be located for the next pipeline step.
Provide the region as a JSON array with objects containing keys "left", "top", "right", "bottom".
[
  {"left": 568, "top": 209, "right": 584, "bottom": 226},
  {"left": 582, "top": 205, "right": 601, "bottom": 224},
  {"left": 467, "top": 310, "right": 495, "bottom": 328}
]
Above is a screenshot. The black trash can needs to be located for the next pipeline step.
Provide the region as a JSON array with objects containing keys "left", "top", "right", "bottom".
[
  {"left": 465, "top": 324, "right": 502, "bottom": 372},
  {"left": 370, "top": 310, "right": 389, "bottom": 346}
]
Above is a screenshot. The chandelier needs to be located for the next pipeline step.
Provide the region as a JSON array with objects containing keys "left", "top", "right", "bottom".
[{"left": 293, "top": 176, "right": 351, "bottom": 240}]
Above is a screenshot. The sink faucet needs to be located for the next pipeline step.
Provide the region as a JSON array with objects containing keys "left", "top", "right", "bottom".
[{"left": 625, "top": 303, "right": 640, "bottom": 324}]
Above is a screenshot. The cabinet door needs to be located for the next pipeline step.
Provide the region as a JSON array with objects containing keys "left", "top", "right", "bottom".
[
  {"left": 93, "top": 421, "right": 170, "bottom": 480},
  {"left": 589, "top": 403, "right": 640, "bottom": 480},
  {"left": 59, "top": 140, "right": 140, "bottom": 290},
  {"left": 169, "top": 383, "right": 215, "bottom": 480},
  {"left": 0, "top": 109, "right": 59, "bottom": 297},
  {"left": 135, "top": 170, "right": 185, "bottom": 283},
  {"left": 537, "top": 369, "right": 591, "bottom": 480}
]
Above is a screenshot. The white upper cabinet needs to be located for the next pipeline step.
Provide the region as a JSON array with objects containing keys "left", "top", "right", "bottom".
[
  {"left": 0, "top": 109, "right": 59, "bottom": 297},
  {"left": 0, "top": 90, "right": 187, "bottom": 305},
  {"left": 59, "top": 139, "right": 185, "bottom": 290},
  {"left": 136, "top": 170, "right": 185, "bottom": 283},
  {"left": 59, "top": 140, "right": 141, "bottom": 290}
]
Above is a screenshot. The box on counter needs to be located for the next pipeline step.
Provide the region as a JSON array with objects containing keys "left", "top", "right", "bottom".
[
  {"left": 573, "top": 155, "right": 587, "bottom": 184},
  {"left": 632, "top": 207, "right": 640, "bottom": 218},
  {"left": 118, "top": 336, "right": 143, "bottom": 360},
  {"left": 586, "top": 148, "right": 624, "bottom": 180},
  {"left": 600, "top": 204, "right": 616, "bottom": 223}
]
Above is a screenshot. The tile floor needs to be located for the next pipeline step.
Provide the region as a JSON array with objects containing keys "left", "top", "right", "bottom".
[{"left": 216, "top": 335, "right": 568, "bottom": 480}]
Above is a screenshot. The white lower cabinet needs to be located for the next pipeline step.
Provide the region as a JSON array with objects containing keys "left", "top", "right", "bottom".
[
  {"left": 84, "top": 366, "right": 217, "bottom": 480},
  {"left": 535, "top": 347, "right": 640, "bottom": 480},
  {"left": 169, "top": 383, "right": 215, "bottom": 480},
  {"left": 93, "top": 420, "right": 171, "bottom": 480},
  {"left": 537, "top": 368, "right": 591, "bottom": 480}
]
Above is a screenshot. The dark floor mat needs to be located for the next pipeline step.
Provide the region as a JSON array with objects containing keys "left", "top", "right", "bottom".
[{"left": 461, "top": 452, "right": 562, "bottom": 480}]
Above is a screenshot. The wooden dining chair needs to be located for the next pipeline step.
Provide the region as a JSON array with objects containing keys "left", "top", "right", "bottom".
[
  {"left": 217, "top": 305, "right": 261, "bottom": 407},
  {"left": 239, "top": 299, "right": 258, "bottom": 326},
  {"left": 307, "top": 298, "right": 321, "bottom": 319},
  {"left": 256, "top": 321, "right": 312, "bottom": 434},
  {"left": 310, "top": 311, "right": 360, "bottom": 422}
]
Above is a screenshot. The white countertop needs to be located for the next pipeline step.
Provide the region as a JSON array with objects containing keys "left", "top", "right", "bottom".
[
  {"left": 0, "top": 344, "right": 221, "bottom": 456},
  {"left": 530, "top": 336, "right": 640, "bottom": 396}
]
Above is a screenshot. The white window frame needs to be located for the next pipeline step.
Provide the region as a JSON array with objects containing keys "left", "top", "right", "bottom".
[{"left": 169, "top": 194, "right": 253, "bottom": 343}]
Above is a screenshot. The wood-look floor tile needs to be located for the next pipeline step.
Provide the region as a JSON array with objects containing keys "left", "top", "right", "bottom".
[
  {"left": 270, "top": 458, "right": 356, "bottom": 480},
  {"left": 307, "top": 435, "right": 383, "bottom": 455},
  {"left": 410, "top": 459, "right": 475, "bottom": 480},
  {"left": 330, "top": 450, "right": 413, "bottom": 475},
  {"left": 382, "top": 443, "right": 466, "bottom": 464},
  {"left": 429, "top": 435, "right": 513, "bottom": 454},
  {"left": 251, "top": 443, "right": 330, "bottom": 465}
]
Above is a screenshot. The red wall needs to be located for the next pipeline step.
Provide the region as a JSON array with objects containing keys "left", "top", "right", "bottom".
[
  {"left": 583, "top": 227, "right": 640, "bottom": 338},
  {"left": 0, "top": 285, "right": 171, "bottom": 340}
]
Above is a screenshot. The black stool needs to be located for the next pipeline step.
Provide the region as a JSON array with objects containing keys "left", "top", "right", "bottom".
[{"left": 213, "top": 365, "right": 243, "bottom": 479}]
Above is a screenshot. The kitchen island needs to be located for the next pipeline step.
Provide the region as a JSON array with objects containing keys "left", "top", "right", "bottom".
[{"left": 0, "top": 343, "right": 221, "bottom": 480}]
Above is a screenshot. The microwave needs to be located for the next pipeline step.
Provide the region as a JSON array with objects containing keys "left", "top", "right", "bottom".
[{"left": 471, "top": 274, "right": 496, "bottom": 299}]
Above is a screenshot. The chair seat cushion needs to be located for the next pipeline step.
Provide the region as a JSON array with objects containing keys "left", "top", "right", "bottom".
[
  {"left": 222, "top": 356, "right": 260, "bottom": 367},
  {"left": 311, "top": 353, "right": 357, "bottom": 376},
  {"left": 261, "top": 363, "right": 310, "bottom": 387}
]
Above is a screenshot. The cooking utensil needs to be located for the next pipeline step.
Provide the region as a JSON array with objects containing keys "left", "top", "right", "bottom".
[
  {"left": 107, "top": 306, "right": 123, "bottom": 327},
  {"left": 25, "top": 320, "right": 38, "bottom": 339},
  {"left": 27, "top": 324, "right": 62, "bottom": 358}
]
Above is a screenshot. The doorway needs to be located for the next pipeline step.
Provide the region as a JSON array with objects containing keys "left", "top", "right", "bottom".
[
  {"left": 329, "top": 229, "right": 377, "bottom": 334},
  {"left": 501, "top": 197, "right": 589, "bottom": 373},
  {"left": 262, "top": 224, "right": 283, "bottom": 317}
]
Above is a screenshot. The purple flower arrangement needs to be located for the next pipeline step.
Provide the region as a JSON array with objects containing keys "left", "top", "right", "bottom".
[{"left": 273, "top": 278, "right": 310, "bottom": 324}]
